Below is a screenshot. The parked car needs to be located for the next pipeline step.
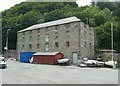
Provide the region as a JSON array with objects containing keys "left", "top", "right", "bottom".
[
  {"left": 58, "top": 59, "right": 70, "bottom": 65},
  {"left": 84, "top": 60, "right": 98, "bottom": 67},
  {"left": 78, "top": 59, "right": 98, "bottom": 67},
  {"left": 78, "top": 59, "right": 105, "bottom": 67},
  {"left": 0, "top": 56, "right": 7, "bottom": 69},
  {"left": 96, "top": 61, "right": 105, "bottom": 67},
  {"left": 105, "top": 61, "right": 117, "bottom": 68}
]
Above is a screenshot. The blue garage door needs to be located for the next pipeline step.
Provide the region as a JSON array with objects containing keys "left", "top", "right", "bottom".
[{"left": 20, "top": 52, "right": 35, "bottom": 63}]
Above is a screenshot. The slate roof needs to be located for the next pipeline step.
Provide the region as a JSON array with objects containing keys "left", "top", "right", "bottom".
[
  {"left": 18, "top": 16, "right": 80, "bottom": 33},
  {"left": 33, "top": 52, "right": 61, "bottom": 56}
]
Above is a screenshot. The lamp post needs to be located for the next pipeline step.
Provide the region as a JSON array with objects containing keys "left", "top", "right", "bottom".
[
  {"left": 5, "top": 29, "right": 10, "bottom": 59},
  {"left": 111, "top": 22, "right": 116, "bottom": 69}
]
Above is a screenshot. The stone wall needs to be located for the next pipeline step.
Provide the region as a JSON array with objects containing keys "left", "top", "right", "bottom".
[{"left": 17, "top": 21, "right": 94, "bottom": 61}]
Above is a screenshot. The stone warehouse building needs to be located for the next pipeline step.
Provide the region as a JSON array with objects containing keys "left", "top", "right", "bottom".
[{"left": 17, "top": 16, "right": 94, "bottom": 64}]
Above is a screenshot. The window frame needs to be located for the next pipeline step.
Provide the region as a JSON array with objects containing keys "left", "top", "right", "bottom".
[
  {"left": 29, "top": 44, "right": 32, "bottom": 50},
  {"left": 45, "top": 34, "right": 49, "bottom": 42},
  {"left": 55, "top": 42, "right": 59, "bottom": 48},
  {"left": 66, "top": 41, "right": 70, "bottom": 47},
  {"left": 37, "top": 44, "right": 40, "bottom": 49}
]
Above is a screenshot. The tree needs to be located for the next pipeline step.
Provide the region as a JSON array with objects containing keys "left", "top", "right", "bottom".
[{"left": 1, "top": 2, "right": 120, "bottom": 52}]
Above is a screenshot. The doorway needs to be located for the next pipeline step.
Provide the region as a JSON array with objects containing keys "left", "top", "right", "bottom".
[{"left": 72, "top": 52, "right": 78, "bottom": 65}]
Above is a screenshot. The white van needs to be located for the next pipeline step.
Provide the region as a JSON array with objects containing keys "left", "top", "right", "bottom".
[{"left": 0, "top": 57, "right": 7, "bottom": 69}]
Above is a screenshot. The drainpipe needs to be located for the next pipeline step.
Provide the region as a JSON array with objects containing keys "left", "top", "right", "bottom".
[{"left": 78, "top": 21, "right": 81, "bottom": 59}]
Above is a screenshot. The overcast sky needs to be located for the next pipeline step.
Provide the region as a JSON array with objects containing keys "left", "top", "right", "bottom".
[
  {"left": 0, "top": 0, "right": 26, "bottom": 12},
  {"left": 0, "top": 0, "right": 92, "bottom": 12}
]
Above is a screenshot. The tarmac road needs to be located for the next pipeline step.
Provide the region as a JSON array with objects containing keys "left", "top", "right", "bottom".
[{"left": 0, "top": 59, "right": 118, "bottom": 84}]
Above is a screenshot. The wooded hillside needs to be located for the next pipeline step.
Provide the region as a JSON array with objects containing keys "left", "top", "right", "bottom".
[{"left": 1, "top": 2, "right": 120, "bottom": 52}]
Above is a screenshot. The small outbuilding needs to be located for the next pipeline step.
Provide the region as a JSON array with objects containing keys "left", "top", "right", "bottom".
[{"left": 33, "top": 52, "right": 64, "bottom": 65}]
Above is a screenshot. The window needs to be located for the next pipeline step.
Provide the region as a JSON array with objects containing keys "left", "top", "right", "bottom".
[
  {"left": 45, "top": 43, "right": 49, "bottom": 51},
  {"left": 29, "top": 44, "right": 32, "bottom": 50},
  {"left": 23, "top": 32, "right": 25, "bottom": 35},
  {"left": 54, "top": 26, "right": 59, "bottom": 32},
  {"left": 37, "top": 29, "right": 40, "bottom": 33},
  {"left": 65, "top": 23, "right": 70, "bottom": 29},
  {"left": 84, "top": 42, "right": 87, "bottom": 48},
  {"left": 89, "top": 43, "right": 92, "bottom": 49},
  {"left": 45, "top": 27, "right": 49, "bottom": 32},
  {"left": 55, "top": 42, "right": 59, "bottom": 48},
  {"left": 55, "top": 32, "right": 58, "bottom": 39},
  {"left": 29, "top": 30, "right": 32, "bottom": 34},
  {"left": 66, "top": 41, "right": 70, "bottom": 47},
  {"left": 22, "top": 45, "right": 25, "bottom": 50},
  {"left": 37, "top": 44, "right": 40, "bottom": 49},
  {"left": 29, "top": 36, "right": 32, "bottom": 41},
  {"left": 22, "top": 36, "right": 25, "bottom": 42},
  {"left": 45, "top": 34, "right": 49, "bottom": 42},
  {"left": 37, "top": 35, "right": 40, "bottom": 40},
  {"left": 66, "top": 31, "right": 70, "bottom": 38}
]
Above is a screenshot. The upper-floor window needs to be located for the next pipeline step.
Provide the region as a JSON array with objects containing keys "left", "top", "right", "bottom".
[
  {"left": 66, "top": 41, "right": 70, "bottom": 47},
  {"left": 55, "top": 32, "right": 59, "bottom": 39},
  {"left": 65, "top": 23, "right": 70, "bottom": 29},
  {"left": 37, "top": 35, "right": 40, "bottom": 40},
  {"left": 89, "top": 43, "right": 92, "bottom": 49},
  {"left": 45, "top": 27, "right": 49, "bottom": 32},
  {"left": 54, "top": 25, "right": 59, "bottom": 32},
  {"left": 84, "top": 42, "right": 87, "bottom": 48},
  {"left": 29, "top": 36, "right": 32, "bottom": 41},
  {"left": 29, "top": 30, "right": 32, "bottom": 34},
  {"left": 23, "top": 32, "right": 25, "bottom": 35},
  {"left": 37, "top": 29, "right": 40, "bottom": 33},
  {"left": 37, "top": 44, "right": 40, "bottom": 49},
  {"left": 22, "top": 36, "right": 25, "bottom": 42},
  {"left": 45, "top": 34, "right": 49, "bottom": 42},
  {"left": 55, "top": 42, "right": 59, "bottom": 48},
  {"left": 66, "top": 31, "right": 70, "bottom": 38}
]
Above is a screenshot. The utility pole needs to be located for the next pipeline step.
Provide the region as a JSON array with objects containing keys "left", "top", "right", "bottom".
[
  {"left": 111, "top": 22, "right": 116, "bottom": 69},
  {"left": 5, "top": 29, "right": 10, "bottom": 59},
  {"left": 91, "top": 0, "right": 97, "bottom": 7},
  {"left": 94, "top": 0, "right": 97, "bottom": 7}
]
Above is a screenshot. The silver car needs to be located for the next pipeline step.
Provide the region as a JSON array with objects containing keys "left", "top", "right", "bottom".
[{"left": 0, "top": 57, "right": 7, "bottom": 69}]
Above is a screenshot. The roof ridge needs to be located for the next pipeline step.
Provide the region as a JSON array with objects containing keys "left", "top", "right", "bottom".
[
  {"left": 18, "top": 16, "right": 80, "bottom": 33},
  {"left": 33, "top": 52, "right": 61, "bottom": 56}
]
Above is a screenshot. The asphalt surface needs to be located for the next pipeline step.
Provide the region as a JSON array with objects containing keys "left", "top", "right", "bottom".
[{"left": 0, "top": 59, "right": 118, "bottom": 84}]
